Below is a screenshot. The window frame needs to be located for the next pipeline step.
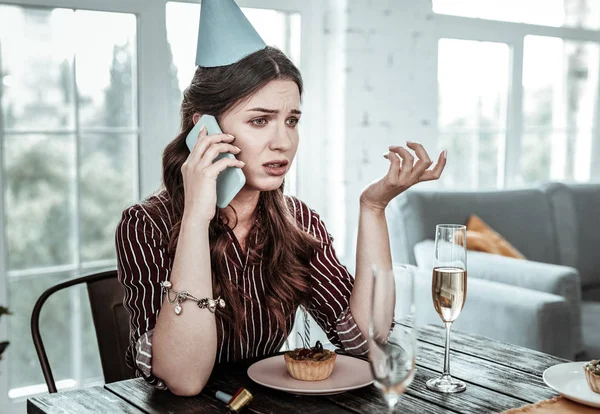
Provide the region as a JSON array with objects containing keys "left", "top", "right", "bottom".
[
  {"left": 434, "top": 13, "right": 600, "bottom": 188},
  {"left": 0, "top": 0, "right": 326, "bottom": 411}
]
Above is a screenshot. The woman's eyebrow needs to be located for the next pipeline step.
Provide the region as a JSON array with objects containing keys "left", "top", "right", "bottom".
[{"left": 246, "top": 107, "right": 302, "bottom": 115}]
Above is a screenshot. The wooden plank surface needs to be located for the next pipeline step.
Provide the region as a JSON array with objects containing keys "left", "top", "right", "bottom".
[
  {"left": 105, "top": 379, "right": 225, "bottom": 414},
  {"left": 204, "top": 360, "right": 352, "bottom": 414},
  {"left": 407, "top": 365, "right": 528, "bottom": 413},
  {"left": 27, "top": 386, "right": 143, "bottom": 414},
  {"left": 208, "top": 357, "right": 455, "bottom": 414},
  {"left": 417, "top": 324, "right": 569, "bottom": 376},
  {"left": 325, "top": 382, "right": 459, "bottom": 414},
  {"left": 416, "top": 340, "right": 557, "bottom": 403},
  {"left": 335, "top": 346, "right": 531, "bottom": 413},
  {"left": 30, "top": 325, "right": 562, "bottom": 414}
]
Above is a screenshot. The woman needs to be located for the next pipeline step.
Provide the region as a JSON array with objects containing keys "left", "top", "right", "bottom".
[{"left": 116, "top": 46, "right": 445, "bottom": 396}]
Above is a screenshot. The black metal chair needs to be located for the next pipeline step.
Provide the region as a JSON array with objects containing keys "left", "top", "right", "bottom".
[{"left": 31, "top": 269, "right": 135, "bottom": 393}]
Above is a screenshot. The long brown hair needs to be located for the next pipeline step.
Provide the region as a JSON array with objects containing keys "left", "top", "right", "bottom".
[{"left": 155, "top": 46, "right": 320, "bottom": 341}]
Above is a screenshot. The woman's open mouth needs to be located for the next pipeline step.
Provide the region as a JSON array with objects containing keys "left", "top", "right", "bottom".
[{"left": 263, "top": 160, "right": 289, "bottom": 176}]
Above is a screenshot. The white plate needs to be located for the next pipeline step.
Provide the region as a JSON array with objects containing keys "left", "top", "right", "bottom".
[
  {"left": 247, "top": 354, "right": 374, "bottom": 395},
  {"left": 543, "top": 362, "right": 600, "bottom": 408}
]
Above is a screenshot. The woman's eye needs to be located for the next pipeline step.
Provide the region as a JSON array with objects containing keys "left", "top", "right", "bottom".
[
  {"left": 251, "top": 118, "right": 267, "bottom": 126},
  {"left": 287, "top": 117, "right": 299, "bottom": 127}
]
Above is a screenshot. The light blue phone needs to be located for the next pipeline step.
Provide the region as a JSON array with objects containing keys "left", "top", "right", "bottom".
[{"left": 185, "top": 114, "right": 246, "bottom": 209}]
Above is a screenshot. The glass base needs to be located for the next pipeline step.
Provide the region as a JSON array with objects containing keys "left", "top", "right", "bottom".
[{"left": 426, "top": 375, "right": 467, "bottom": 393}]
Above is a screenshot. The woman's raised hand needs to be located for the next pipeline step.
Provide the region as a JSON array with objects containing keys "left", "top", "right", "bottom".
[
  {"left": 360, "top": 142, "right": 446, "bottom": 211},
  {"left": 181, "top": 125, "right": 245, "bottom": 223}
]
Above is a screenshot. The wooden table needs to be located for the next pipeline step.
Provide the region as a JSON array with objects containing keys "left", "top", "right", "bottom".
[{"left": 27, "top": 324, "right": 568, "bottom": 414}]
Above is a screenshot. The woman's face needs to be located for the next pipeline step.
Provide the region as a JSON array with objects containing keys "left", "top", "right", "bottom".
[{"left": 216, "top": 79, "right": 301, "bottom": 192}]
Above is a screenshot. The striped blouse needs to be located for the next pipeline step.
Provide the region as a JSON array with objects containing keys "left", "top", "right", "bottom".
[{"left": 115, "top": 192, "right": 368, "bottom": 388}]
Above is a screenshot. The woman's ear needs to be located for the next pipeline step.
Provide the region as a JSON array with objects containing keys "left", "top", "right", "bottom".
[{"left": 192, "top": 112, "right": 202, "bottom": 125}]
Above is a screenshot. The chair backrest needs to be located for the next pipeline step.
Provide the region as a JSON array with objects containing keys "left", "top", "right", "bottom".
[
  {"left": 86, "top": 270, "right": 135, "bottom": 384},
  {"left": 31, "top": 269, "right": 134, "bottom": 393}
]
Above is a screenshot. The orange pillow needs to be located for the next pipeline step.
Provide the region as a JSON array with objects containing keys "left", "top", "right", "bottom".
[{"left": 465, "top": 215, "right": 526, "bottom": 260}]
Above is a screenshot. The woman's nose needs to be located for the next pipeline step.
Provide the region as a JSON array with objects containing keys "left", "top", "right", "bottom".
[{"left": 269, "top": 125, "right": 293, "bottom": 151}]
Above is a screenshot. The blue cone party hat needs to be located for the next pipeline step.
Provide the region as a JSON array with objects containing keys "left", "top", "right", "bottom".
[{"left": 195, "top": 0, "right": 267, "bottom": 67}]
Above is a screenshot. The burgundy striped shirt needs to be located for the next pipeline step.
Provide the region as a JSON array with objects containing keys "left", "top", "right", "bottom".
[{"left": 115, "top": 192, "right": 368, "bottom": 388}]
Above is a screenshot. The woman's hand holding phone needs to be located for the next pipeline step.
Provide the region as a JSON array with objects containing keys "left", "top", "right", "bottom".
[{"left": 181, "top": 125, "right": 245, "bottom": 223}]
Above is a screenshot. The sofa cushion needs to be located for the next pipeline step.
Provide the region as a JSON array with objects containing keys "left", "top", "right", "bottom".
[
  {"left": 466, "top": 214, "right": 526, "bottom": 259},
  {"left": 541, "top": 183, "right": 578, "bottom": 268},
  {"left": 415, "top": 238, "right": 583, "bottom": 355},
  {"left": 581, "top": 301, "right": 600, "bottom": 359},
  {"left": 387, "top": 188, "right": 559, "bottom": 266},
  {"left": 564, "top": 184, "right": 600, "bottom": 288}
]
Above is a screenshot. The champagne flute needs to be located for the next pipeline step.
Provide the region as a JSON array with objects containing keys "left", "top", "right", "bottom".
[
  {"left": 426, "top": 224, "right": 467, "bottom": 393},
  {"left": 369, "top": 265, "right": 417, "bottom": 413}
]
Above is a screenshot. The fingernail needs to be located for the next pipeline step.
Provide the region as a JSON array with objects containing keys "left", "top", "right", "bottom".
[
  {"left": 200, "top": 125, "right": 207, "bottom": 134},
  {"left": 239, "top": 161, "right": 246, "bottom": 166},
  {"left": 226, "top": 134, "right": 235, "bottom": 139},
  {"left": 383, "top": 152, "right": 390, "bottom": 159},
  {"left": 407, "top": 141, "right": 415, "bottom": 145},
  {"left": 234, "top": 146, "right": 241, "bottom": 152},
  {"left": 443, "top": 150, "right": 447, "bottom": 159}
]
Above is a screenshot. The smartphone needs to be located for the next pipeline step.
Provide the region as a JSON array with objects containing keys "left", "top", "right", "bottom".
[{"left": 185, "top": 114, "right": 246, "bottom": 209}]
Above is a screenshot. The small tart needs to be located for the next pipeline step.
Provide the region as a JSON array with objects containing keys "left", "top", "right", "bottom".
[
  {"left": 284, "top": 341, "right": 337, "bottom": 381},
  {"left": 584, "top": 359, "right": 600, "bottom": 394}
]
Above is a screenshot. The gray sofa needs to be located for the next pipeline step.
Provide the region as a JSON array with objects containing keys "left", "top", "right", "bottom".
[{"left": 387, "top": 182, "right": 600, "bottom": 360}]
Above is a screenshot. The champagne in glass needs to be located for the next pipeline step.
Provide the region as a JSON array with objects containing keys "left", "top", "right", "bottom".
[
  {"left": 369, "top": 265, "right": 417, "bottom": 413},
  {"left": 426, "top": 225, "right": 467, "bottom": 393},
  {"left": 432, "top": 267, "right": 467, "bottom": 323}
]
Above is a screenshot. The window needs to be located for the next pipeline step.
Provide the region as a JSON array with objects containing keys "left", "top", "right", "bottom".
[
  {"left": 435, "top": 0, "right": 600, "bottom": 189},
  {"left": 438, "top": 39, "right": 510, "bottom": 189},
  {"left": 433, "top": 0, "right": 600, "bottom": 30},
  {"left": 165, "top": 1, "right": 302, "bottom": 195},
  {"left": 0, "top": 5, "right": 138, "bottom": 397},
  {"left": 522, "top": 36, "right": 599, "bottom": 183}
]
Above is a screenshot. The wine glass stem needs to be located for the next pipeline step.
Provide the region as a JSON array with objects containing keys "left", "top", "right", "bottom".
[
  {"left": 443, "top": 322, "right": 452, "bottom": 377},
  {"left": 385, "top": 393, "right": 399, "bottom": 414}
]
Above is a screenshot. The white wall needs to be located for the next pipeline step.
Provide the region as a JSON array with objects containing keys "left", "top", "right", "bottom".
[{"left": 322, "top": 0, "right": 438, "bottom": 269}]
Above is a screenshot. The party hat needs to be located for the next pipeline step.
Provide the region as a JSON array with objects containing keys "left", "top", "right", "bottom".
[{"left": 195, "top": 0, "right": 267, "bottom": 67}]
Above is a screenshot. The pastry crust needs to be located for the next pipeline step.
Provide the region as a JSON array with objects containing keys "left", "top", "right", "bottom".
[
  {"left": 284, "top": 351, "right": 337, "bottom": 381},
  {"left": 584, "top": 360, "right": 600, "bottom": 394}
]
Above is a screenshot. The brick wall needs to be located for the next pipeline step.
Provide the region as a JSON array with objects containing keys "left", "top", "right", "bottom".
[{"left": 322, "top": 0, "right": 438, "bottom": 267}]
